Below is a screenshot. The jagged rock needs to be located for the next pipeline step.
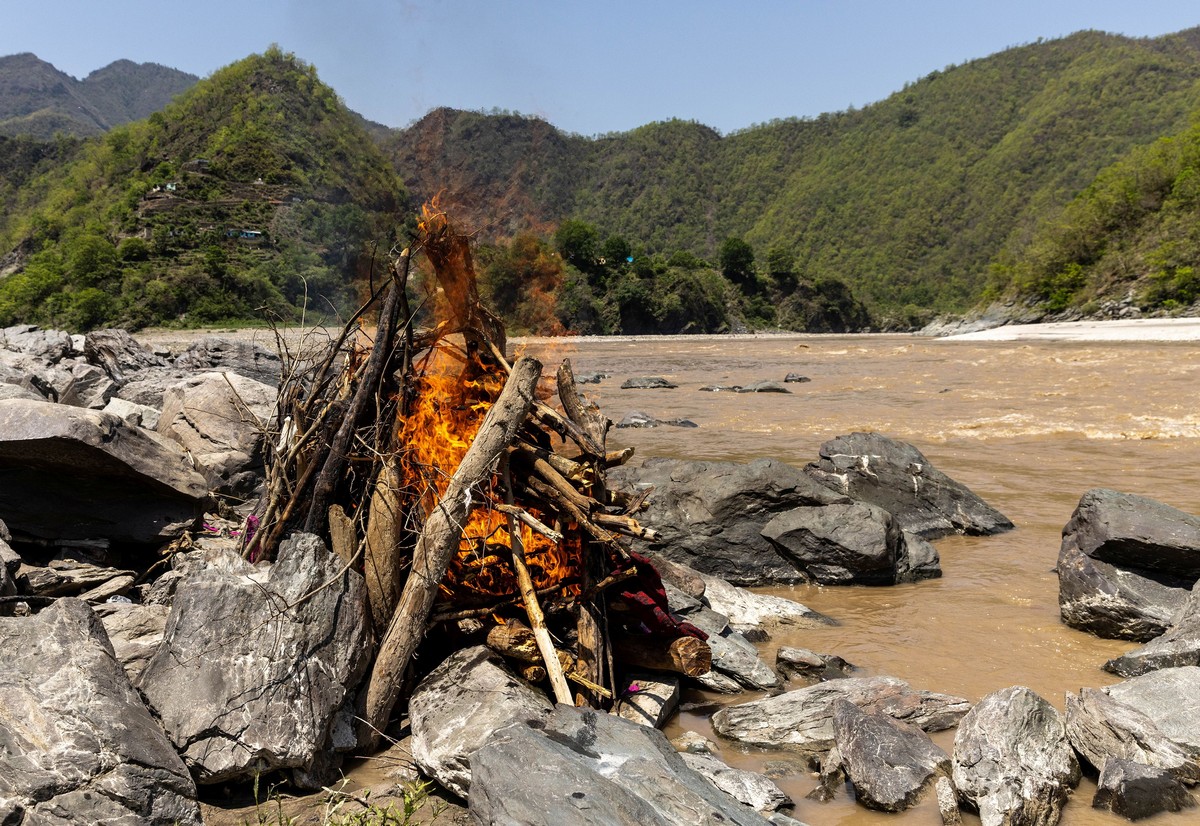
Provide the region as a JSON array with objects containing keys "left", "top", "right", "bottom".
[
  {"left": 952, "top": 686, "right": 1080, "bottom": 826},
  {"left": 712, "top": 675, "right": 969, "bottom": 757},
  {"left": 102, "top": 395, "right": 162, "bottom": 429},
  {"left": 1104, "top": 666, "right": 1200, "bottom": 754},
  {"left": 0, "top": 324, "right": 71, "bottom": 362},
  {"left": 0, "top": 382, "right": 41, "bottom": 401},
  {"left": 408, "top": 646, "right": 554, "bottom": 798},
  {"left": 16, "top": 560, "right": 135, "bottom": 596},
  {"left": 616, "top": 672, "right": 680, "bottom": 729},
  {"left": 1057, "top": 542, "right": 1186, "bottom": 642},
  {"left": 84, "top": 328, "right": 168, "bottom": 383},
  {"left": 1092, "top": 757, "right": 1196, "bottom": 820},
  {"left": 114, "top": 367, "right": 187, "bottom": 408},
  {"left": 0, "top": 398, "right": 209, "bottom": 545},
  {"left": 776, "top": 646, "right": 853, "bottom": 681},
  {"left": 1066, "top": 687, "right": 1200, "bottom": 782},
  {"left": 762, "top": 500, "right": 941, "bottom": 584},
  {"left": 616, "top": 410, "right": 698, "bottom": 428},
  {"left": 832, "top": 698, "right": 951, "bottom": 812},
  {"left": 1064, "top": 489, "right": 1200, "bottom": 580},
  {"left": 610, "top": 457, "right": 847, "bottom": 586},
  {"left": 173, "top": 336, "right": 282, "bottom": 387},
  {"left": 0, "top": 599, "right": 201, "bottom": 825},
  {"left": 620, "top": 376, "right": 678, "bottom": 389},
  {"left": 937, "top": 776, "right": 962, "bottom": 826},
  {"left": 58, "top": 360, "right": 116, "bottom": 408},
  {"left": 681, "top": 753, "right": 792, "bottom": 812},
  {"left": 692, "top": 568, "right": 834, "bottom": 630},
  {"left": 1105, "top": 585, "right": 1200, "bottom": 675},
  {"left": 737, "top": 381, "right": 791, "bottom": 394},
  {"left": 94, "top": 602, "right": 170, "bottom": 682},
  {"left": 469, "top": 704, "right": 772, "bottom": 825},
  {"left": 686, "top": 607, "right": 781, "bottom": 692},
  {"left": 805, "top": 432, "right": 1013, "bottom": 539},
  {"left": 137, "top": 534, "right": 370, "bottom": 785},
  {"left": 157, "top": 370, "right": 276, "bottom": 494}
]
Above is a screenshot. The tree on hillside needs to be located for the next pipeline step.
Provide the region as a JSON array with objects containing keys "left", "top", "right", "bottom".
[
  {"left": 766, "top": 244, "right": 796, "bottom": 289},
  {"left": 554, "top": 219, "right": 599, "bottom": 272},
  {"left": 719, "top": 236, "right": 756, "bottom": 288}
]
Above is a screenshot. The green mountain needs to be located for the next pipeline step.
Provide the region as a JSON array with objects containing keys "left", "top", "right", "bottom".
[
  {"left": 386, "top": 28, "right": 1200, "bottom": 321},
  {"left": 0, "top": 53, "right": 198, "bottom": 138},
  {"left": 0, "top": 48, "right": 406, "bottom": 330}
]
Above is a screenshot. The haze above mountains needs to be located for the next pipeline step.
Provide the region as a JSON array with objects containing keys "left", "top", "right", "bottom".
[{"left": 3, "top": 28, "right": 1200, "bottom": 332}]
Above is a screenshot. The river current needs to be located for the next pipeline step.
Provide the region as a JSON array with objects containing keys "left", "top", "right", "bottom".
[{"left": 518, "top": 333, "right": 1200, "bottom": 826}]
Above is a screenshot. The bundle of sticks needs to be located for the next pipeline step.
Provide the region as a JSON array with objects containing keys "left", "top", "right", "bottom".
[{"left": 243, "top": 206, "right": 712, "bottom": 748}]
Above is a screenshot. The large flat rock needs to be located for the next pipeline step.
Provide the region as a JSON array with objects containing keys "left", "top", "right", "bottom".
[{"left": 0, "top": 398, "right": 209, "bottom": 545}]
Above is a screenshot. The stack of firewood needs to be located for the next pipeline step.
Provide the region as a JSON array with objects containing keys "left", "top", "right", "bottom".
[{"left": 243, "top": 206, "right": 711, "bottom": 748}]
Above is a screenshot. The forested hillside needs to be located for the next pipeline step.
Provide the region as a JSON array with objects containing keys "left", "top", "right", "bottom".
[
  {"left": 386, "top": 28, "right": 1200, "bottom": 321},
  {"left": 0, "top": 48, "right": 406, "bottom": 330}
]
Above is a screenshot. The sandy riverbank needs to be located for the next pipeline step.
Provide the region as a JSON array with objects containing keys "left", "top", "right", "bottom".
[{"left": 941, "top": 317, "right": 1200, "bottom": 342}]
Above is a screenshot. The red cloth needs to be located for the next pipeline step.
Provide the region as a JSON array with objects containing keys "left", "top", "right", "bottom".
[{"left": 613, "top": 551, "right": 708, "bottom": 641}]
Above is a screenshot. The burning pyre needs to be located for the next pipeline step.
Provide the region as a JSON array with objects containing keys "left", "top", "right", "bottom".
[{"left": 244, "top": 204, "right": 711, "bottom": 745}]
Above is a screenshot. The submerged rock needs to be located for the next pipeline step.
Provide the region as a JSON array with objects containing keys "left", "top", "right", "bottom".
[
  {"left": 737, "top": 380, "right": 792, "bottom": 394},
  {"left": 952, "top": 686, "right": 1079, "bottom": 826},
  {"left": 681, "top": 753, "right": 792, "bottom": 812},
  {"left": 616, "top": 410, "right": 698, "bottom": 428},
  {"left": 1092, "top": 757, "right": 1196, "bottom": 821},
  {"left": 620, "top": 376, "right": 678, "bottom": 389},
  {"left": 805, "top": 432, "right": 1013, "bottom": 539},
  {"left": 0, "top": 599, "right": 201, "bottom": 825},
  {"left": 1058, "top": 543, "right": 1186, "bottom": 642}
]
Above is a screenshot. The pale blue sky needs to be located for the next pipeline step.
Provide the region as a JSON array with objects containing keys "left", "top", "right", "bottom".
[{"left": 3, "top": 1, "right": 1198, "bottom": 135}]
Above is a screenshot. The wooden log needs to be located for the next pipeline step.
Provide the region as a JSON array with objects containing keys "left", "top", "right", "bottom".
[
  {"left": 520, "top": 665, "right": 547, "bottom": 683},
  {"left": 486, "top": 619, "right": 542, "bottom": 663},
  {"left": 642, "top": 551, "right": 706, "bottom": 600},
  {"left": 613, "top": 635, "right": 712, "bottom": 677},
  {"left": 593, "top": 513, "right": 661, "bottom": 541},
  {"left": 327, "top": 504, "right": 357, "bottom": 567},
  {"left": 358, "top": 356, "right": 542, "bottom": 748},
  {"left": 361, "top": 456, "right": 405, "bottom": 635},
  {"left": 493, "top": 504, "right": 562, "bottom": 542},
  {"left": 605, "top": 447, "right": 635, "bottom": 468},
  {"left": 520, "top": 450, "right": 594, "bottom": 515},
  {"left": 502, "top": 456, "right": 573, "bottom": 705},
  {"left": 557, "top": 359, "right": 609, "bottom": 448}
]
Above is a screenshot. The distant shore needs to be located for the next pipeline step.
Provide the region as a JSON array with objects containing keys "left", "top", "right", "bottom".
[{"left": 941, "top": 317, "right": 1200, "bottom": 342}]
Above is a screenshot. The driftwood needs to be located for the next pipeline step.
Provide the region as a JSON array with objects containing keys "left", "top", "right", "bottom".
[
  {"left": 358, "top": 356, "right": 543, "bottom": 747},
  {"left": 614, "top": 635, "right": 713, "bottom": 677}
]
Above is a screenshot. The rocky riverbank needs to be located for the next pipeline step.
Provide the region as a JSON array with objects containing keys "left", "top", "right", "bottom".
[{"left": 2, "top": 322, "right": 1199, "bottom": 824}]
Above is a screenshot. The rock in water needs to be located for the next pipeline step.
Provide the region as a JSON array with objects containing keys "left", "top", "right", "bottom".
[
  {"left": 831, "top": 698, "right": 951, "bottom": 812},
  {"left": 1104, "top": 584, "right": 1200, "bottom": 676},
  {"left": 1092, "top": 757, "right": 1196, "bottom": 820},
  {"left": 1057, "top": 542, "right": 1186, "bottom": 641},
  {"left": 469, "top": 704, "right": 771, "bottom": 825},
  {"left": 620, "top": 376, "right": 678, "bottom": 389},
  {"left": 408, "top": 646, "right": 554, "bottom": 798},
  {"left": 711, "top": 675, "right": 969, "bottom": 757},
  {"left": 761, "top": 500, "right": 941, "bottom": 584},
  {"left": 610, "top": 457, "right": 847, "bottom": 586},
  {"left": 137, "top": 534, "right": 370, "bottom": 785},
  {"left": 1103, "top": 666, "right": 1200, "bottom": 754},
  {"left": 952, "top": 686, "right": 1080, "bottom": 826},
  {"left": 1065, "top": 687, "right": 1200, "bottom": 783},
  {"left": 0, "top": 398, "right": 209, "bottom": 545},
  {"left": 680, "top": 753, "right": 792, "bottom": 812},
  {"left": 805, "top": 432, "right": 1013, "bottom": 539},
  {"left": 0, "top": 599, "right": 201, "bottom": 825}
]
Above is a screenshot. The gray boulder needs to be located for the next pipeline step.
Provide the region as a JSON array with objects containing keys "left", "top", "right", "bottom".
[
  {"left": 0, "top": 399, "right": 209, "bottom": 545},
  {"left": 1065, "top": 687, "right": 1200, "bottom": 783},
  {"left": 469, "top": 704, "right": 771, "bottom": 825},
  {"left": 680, "top": 753, "right": 791, "bottom": 812},
  {"left": 1092, "top": 757, "right": 1196, "bottom": 821},
  {"left": 408, "top": 646, "right": 554, "bottom": 798},
  {"left": 616, "top": 672, "right": 680, "bottom": 729},
  {"left": 137, "top": 534, "right": 370, "bottom": 785},
  {"left": 102, "top": 395, "right": 161, "bottom": 429},
  {"left": 84, "top": 328, "right": 168, "bottom": 383},
  {"left": 616, "top": 410, "right": 698, "bottom": 429},
  {"left": 157, "top": 370, "right": 276, "bottom": 494},
  {"left": 0, "top": 599, "right": 201, "bottom": 825},
  {"left": 1057, "top": 542, "right": 1187, "bottom": 642},
  {"left": 693, "top": 569, "right": 833, "bottom": 631},
  {"left": 776, "top": 646, "right": 853, "bottom": 681},
  {"left": 610, "top": 458, "right": 848, "bottom": 585},
  {"left": 831, "top": 698, "right": 951, "bottom": 812},
  {"left": 805, "top": 432, "right": 1013, "bottom": 539},
  {"left": 1105, "top": 585, "right": 1200, "bottom": 676},
  {"left": 711, "top": 675, "right": 969, "bottom": 758},
  {"left": 1104, "top": 666, "right": 1200, "bottom": 754},
  {"left": 0, "top": 324, "right": 71, "bottom": 362},
  {"left": 58, "top": 360, "right": 116, "bottom": 408},
  {"left": 94, "top": 601, "right": 170, "bottom": 682},
  {"left": 1064, "top": 488, "right": 1200, "bottom": 580},
  {"left": 762, "top": 500, "right": 941, "bottom": 585},
  {"left": 737, "top": 381, "right": 791, "bottom": 394},
  {"left": 951, "top": 686, "right": 1080, "bottom": 826},
  {"left": 173, "top": 336, "right": 282, "bottom": 387}
]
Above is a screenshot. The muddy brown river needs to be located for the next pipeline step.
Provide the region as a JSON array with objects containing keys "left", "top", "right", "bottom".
[{"left": 516, "top": 333, "right": 1200, "bottom": 826}]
